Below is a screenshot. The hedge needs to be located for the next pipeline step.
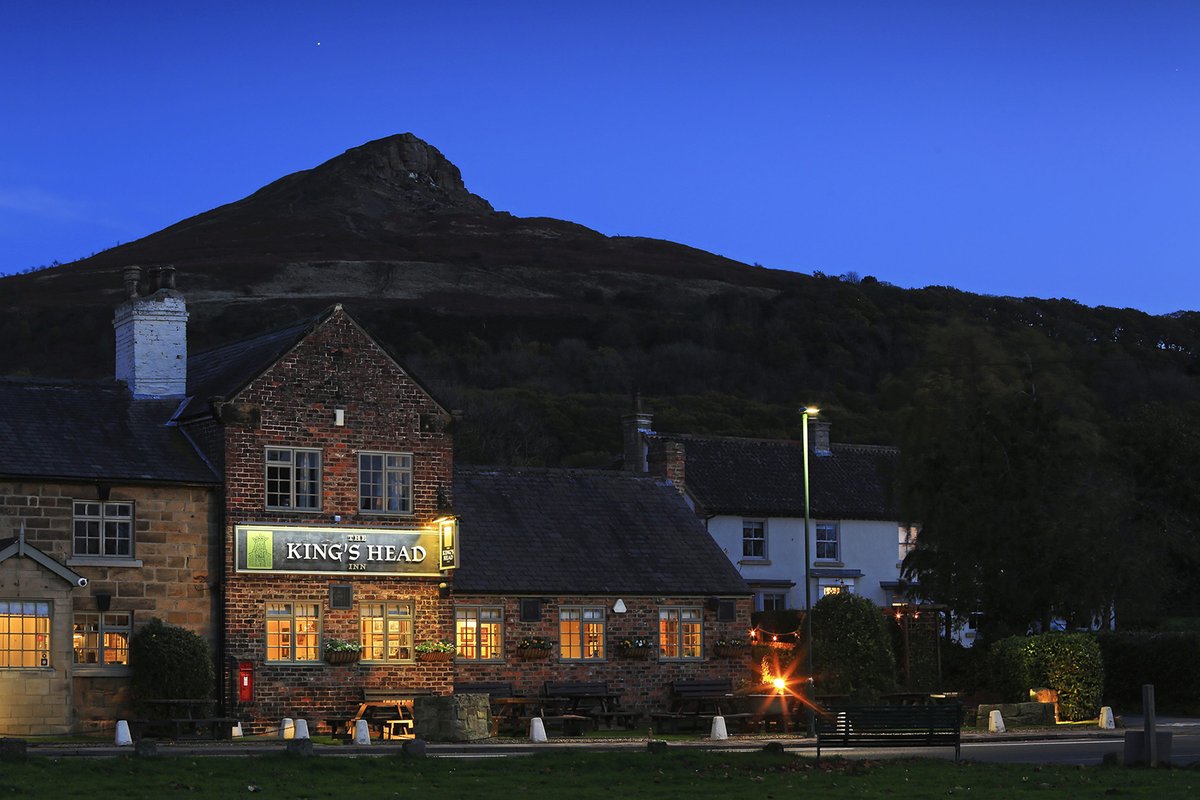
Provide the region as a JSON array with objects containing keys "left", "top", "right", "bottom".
[
  {"left": 129, "top": 618, "right": 215, "bottom": 701},
  {"left": 1097, "top": 631, "right": 1200, "bottom": 714},
  {"left": 988, "top": 633, "right": 1103, "bottom": 721},
  {"left": 811, "top": 592, "right": 896, "bottom": 702}
]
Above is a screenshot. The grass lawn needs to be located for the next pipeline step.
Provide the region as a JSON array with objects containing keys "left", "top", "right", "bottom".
[{"left": 1, "top": 749, "right": 1197, "bottom": 799}]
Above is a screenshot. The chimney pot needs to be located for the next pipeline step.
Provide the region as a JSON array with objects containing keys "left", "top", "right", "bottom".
[{"left": 122, "top": 266, "right": 142, "bottom": 299}]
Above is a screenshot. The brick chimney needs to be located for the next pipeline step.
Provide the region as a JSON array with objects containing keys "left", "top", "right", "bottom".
[
  {"left": 647, "top": 438, "right": 686, "bottom": 492},
  {"left": 621, "top": 402, "right": 654, "bottom": 472},
  {"left": 113, "top": 265, "right": 189, "bottom": 399},
  {"left": 810, "top": 420, "right": 832, "bottom": 456}
]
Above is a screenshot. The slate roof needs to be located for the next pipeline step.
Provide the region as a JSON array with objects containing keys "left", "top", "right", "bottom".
[
  {"left": 662, "top": 434, "right": 900, "bottom": 520},
  {"left": 175, "top": 312, "right": 326, "bottom": 421},
  {"left": 0, "top": 379, "right": 219, "bottom": 484},
  {"left": 453, "top": 466, "right": 750, "bottom": 596}
]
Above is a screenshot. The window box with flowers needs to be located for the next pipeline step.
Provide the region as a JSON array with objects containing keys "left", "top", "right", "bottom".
[
  {"left": 415, "top": 640, "right": 456, "bottom": 662},
  {"left": 514, "top": 637, "right": 553, "bottom": 660},
  {"left": 615, "top": 637, "right": 655, "bottom": 659},
  {"left": 323, "top": 638, "right": 362, "bottom": 665},
  {"left": 713, "top": 638, "right": 749, "bottom": 657}
]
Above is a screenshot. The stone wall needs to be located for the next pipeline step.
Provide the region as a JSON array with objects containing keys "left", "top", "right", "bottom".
[{"left": 413, "top": 693, "right": 491, "bottom": 742}]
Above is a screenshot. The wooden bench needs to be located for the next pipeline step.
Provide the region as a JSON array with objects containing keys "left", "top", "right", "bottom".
[
  {"left": 339, "top": 689, "right": 431, "bottom": 740},
  {"left": 816, "top": 704, "right": 962, "bottom": 761},
  {"left": 649, "top": 679, "right": 751, "bottom": 733}
]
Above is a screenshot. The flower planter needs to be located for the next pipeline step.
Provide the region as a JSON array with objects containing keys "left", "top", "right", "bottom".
[
  {"left": 713, "top": 645, "right": 749, "bottom": 658},
  {"left": 416, "top": 651, "right": 454, "bottom": 662},
  {"left": 514, "top": 648, "right": 551, "bottom": 661},
  {"left": 324, "top": 650, "right": 360, "bottom": 665},
  {"left": 616, "top": 647, "right": 653, "bottom": 659}
]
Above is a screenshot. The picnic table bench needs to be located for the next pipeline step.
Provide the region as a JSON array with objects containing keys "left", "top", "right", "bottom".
[
  {"left": 327, "top": 689, "right": 430, "bottom": 740},
  {"left": 133, "top": 699, "right": 238, "bottom": 740},
  {"left": 542, "top": 681, "right": 640, "bottom": 730},
  {"left": 816, "top": 704, "right": 963, "bottom": 761},
  {"left": 649, "top": 679, "right": 752, "bottom": 733}
]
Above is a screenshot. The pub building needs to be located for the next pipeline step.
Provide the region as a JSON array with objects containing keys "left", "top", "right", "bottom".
[{"left": 0, "top": 269, "right": 751, "bottom": 736}]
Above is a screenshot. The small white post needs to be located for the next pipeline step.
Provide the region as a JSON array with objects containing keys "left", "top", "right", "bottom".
[
  {"left": 231, "top": 721, "right": 244, "bottom": 738},
  {"left": 709, "top": 715, "right": 728, "bottom": 740},
  {"left": 279, "top": 718, "right": 295, "bottom": 740},
  {"left": 114, "top": 720, "right": 133, "bottom": 746},
  {"left": 529, "top": 717, "right": 548, "bottom": 743},
  {"left": 1099, "top": 707, "right": 1115, "bottom": 730},
  {"left": 294, "top": 719, "right": 310, "bottom": 740},
  {"left": 354, "top": 718, "right": 372, "bottom": 745},
  {"left": 988, "top": 709, "right": 1005, "bottom": 733}
]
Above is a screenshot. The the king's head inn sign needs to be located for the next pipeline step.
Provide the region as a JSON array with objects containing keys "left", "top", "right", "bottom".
[{"left": 234, "top": 523, "right": 457, "bottom": 576}]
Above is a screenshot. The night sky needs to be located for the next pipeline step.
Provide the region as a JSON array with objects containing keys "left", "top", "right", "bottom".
[{"left": 2, "top": 1, "right": 1197, "bottom": 314}]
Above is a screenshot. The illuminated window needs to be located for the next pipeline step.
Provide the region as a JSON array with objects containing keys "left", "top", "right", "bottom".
[
  {"left": 559, "top": 607, "right": 605, "bottom": 660},
  {"left": 898, "top": 525, "right": 920, "bottom": 562},
  {"left": 359, "top": 452, "right": 413, "bottom": 514},
  {"left": 455, "top": 607, "right": 503, "bottom": 660},
  {"left": 659, "top": 607, "right": 703, "bottom": 659},
  {"left": 265, "top": 447, "right": 322, "bottom": 510},
  {"left": 73, "top": 612, "right": 131, "bottom": 667},
  {"left": 265, "top": 601, "right": 320, "bottom": 662},
  {"left": 360, "top": 602, "right": 413, "bottom": 661},
  {"left": 742, "top": 520, "right": 766, "bottom": 559},
  {"left": 72, "top": 501, "right": 133, "bottom": 557},
  {"left": 0, "top": 601, "right": 50, "bottom": 669},
  {"left": 815, "top": 522, "right": 839, "bottom": 561},
  {"left": 821, "top": 585, "right": 845, "bottom": 597}
]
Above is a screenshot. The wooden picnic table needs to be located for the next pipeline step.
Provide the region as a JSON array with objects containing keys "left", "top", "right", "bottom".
[{"left": 137, "top": 699, "right": 237, "bottom": 740}]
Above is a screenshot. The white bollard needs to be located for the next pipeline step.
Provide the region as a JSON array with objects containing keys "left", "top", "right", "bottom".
[
  {"left": 231, "top": 721, "right": 243, "bottom": 738},
  {"left": 279, "top": 718, "right": 295, "bottom": 740},
  {"left": 529, "top": 716, "right": 548, "bottom": 743},
  {"left": 354, "top": 718, "right": 372, "bottom": 745},
  {"left": 294, "top": 719, "right": 310, "bottom": 740},
  {"left": 988, "top": 709, "right": 1005, "bottom": 733},
  {"left": 1099, "top": 706, "right": 1115, "bottom": 730},
  {"left": 709, "top": 715, "right": 728, "bottom": 741},
  {"left": 114, "top": 719, "right": 133, "bottom": 746}
]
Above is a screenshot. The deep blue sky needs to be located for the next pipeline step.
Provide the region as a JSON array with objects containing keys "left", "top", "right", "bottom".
[{"left": 2, "top": 1, "right": 1197, "bottom": 314}]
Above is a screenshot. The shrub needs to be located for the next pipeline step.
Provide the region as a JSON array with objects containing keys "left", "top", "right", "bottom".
[
  {"left": 1097, "top": 631, "right": 1200, "bottom": 714},
  {"left": 988, "top": 633, "right": 1104, "bottom": 721},
  {"left": 129, "top": 618, "right": 215, "bottom": 701},
  {"left": 811, "top": 592, "right": 896, "bottom": 701}
]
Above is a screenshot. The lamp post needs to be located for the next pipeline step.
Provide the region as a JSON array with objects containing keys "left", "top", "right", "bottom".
[{"left": 801, "top": 405, "right": 819, "bottom": 737}]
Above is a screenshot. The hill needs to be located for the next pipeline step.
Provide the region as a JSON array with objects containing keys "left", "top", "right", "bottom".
[{"left": 3, "top": 133, "right": 1200, "bottom": 468}]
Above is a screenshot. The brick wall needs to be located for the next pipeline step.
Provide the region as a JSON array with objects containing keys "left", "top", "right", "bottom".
[
  {"left": 451, "top": 593, "right": 753, "bottom": 711},
  {"left": 219, "top": 308, "right": 456, "bottom": 733}
]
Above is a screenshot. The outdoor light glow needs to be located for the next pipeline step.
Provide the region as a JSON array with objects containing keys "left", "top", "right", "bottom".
[
  {"left": 803, "top": 406, "right": 820, "bottom": 416},
  {"left": 773, "top": 677, "right": 787, "bottom": 692}
]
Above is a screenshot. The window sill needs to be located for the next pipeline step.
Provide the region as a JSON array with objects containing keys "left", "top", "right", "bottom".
[
  {"left": 814, "top": 560, "right": 844, "bottom": 567},
  {"left": 739, "top": 558, "right": 772, "bottom": 566},
  {"left": 361, "top": 660, "right": 416, "bottom": 665},
  {"left": 358, "top": 511, "right": 416, "bottom": 518},
  {"left": 73, "top": 665, "right": 132, "bottom": 678},
  {"left": 264, "top": 508, "right": 323, "bottom": 514},
  {"left": 67, "top": 557, "right": 143, "bottom": 568}
]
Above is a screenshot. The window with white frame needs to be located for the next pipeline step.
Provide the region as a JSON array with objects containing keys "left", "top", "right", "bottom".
[
  {"left": 72, "top": 501, "right": 133, "bottom": 557},
  {"left": 359, "top": 452, "right": 413, "bottom": 514},
  {"left": 73, "top": 612, "right": 131, "bottom": 666},
  {"left": 742, "top": 519, "right": 766, "bottom": 559},
  {"left": 759, "top": 591, "right": 787, "bottom": 612},
  {"left": 0, "top": 601, "right": 50, "bottom": 669},
  {"left": 455, "top": 606, "right": 503, "bottom": 660},
  {"left": 898, "top": 524, "right": 919, "bottom": 562},
  {"left": 265, "top": 601, "right": 321, "bottom": 662},
  {"left": 559, "top": 607, "right": 605, "bottom": 660},
  {"left": 265, "top": 447, "right": 322, "bottom": 510},
  {"left": 815, "top": 522, "right": 839, "bottom": 561},
  {"left": 659, "top": 607, "right": 702, "bottom": 659},
  {"left": 360, "top": 602, "right": 413, "bottom": 661}
]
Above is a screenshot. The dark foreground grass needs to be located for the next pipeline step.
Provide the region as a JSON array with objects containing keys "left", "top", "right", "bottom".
[{"left": 1, "top": 750, "right": 1196, "bottom": 799}]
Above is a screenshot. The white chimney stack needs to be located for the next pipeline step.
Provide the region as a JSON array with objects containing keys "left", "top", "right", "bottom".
[{"left": 113, "top": 265, "right": 189, "bottom": 399}]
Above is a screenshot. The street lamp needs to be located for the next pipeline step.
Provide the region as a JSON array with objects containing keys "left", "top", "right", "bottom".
[{"left": 801, "top": 405, "right": 819, "bottom": 737}]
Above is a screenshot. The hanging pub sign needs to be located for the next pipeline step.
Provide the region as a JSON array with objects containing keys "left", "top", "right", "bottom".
[{"left": 234, "top": 524, "right": 456, "bottom": 577}]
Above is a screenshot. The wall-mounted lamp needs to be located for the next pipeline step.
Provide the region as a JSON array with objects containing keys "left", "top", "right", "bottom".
[
  {"left": 94, "top": 591, "right": 112, "bottom": 613},
  {"left": 332, "top": 514, "right": 342, "bottom": 524},
  {"left": 334, "top": 407, "right": 346, "bottom": 427},
  {"left": 612, "top": 598, "right": 627, "bottom": 614},
  {"left": 438, "top": 581, "right": 450, "bottom": 599}
]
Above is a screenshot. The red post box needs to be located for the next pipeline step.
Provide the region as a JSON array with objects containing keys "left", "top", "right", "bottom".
[{"left": 237, "top": 661, "right": 254, "bottom": 703}]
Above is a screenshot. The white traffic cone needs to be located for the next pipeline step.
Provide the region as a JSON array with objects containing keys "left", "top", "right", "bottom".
[
  {"left": 279, "top": 718, "right": 295, "bottom": 739},
  {"left": 709, "top": 715, "right": 728, "bottom": 740},
  {"left": 988, "top": 709, "right": 1005, "bottom": 733},
  {"left": 294, "top": 719, "right": 310, "bottom": 739},
  {"left": 354, "top": 718, "right": 372, "bottom": 745},
  {"left": 529, "top": 717, "right": 548, "bottom": 743},
  {"left": 1099, "top": 707, "right": 1115, "bottom": 730},
  {"left": 114, "top": 720, "right": 132, "bottom": 746}
]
